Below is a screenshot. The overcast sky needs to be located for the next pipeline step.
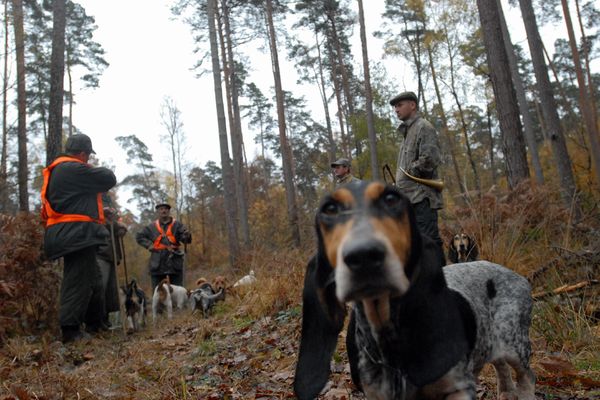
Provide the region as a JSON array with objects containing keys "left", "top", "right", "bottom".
[{"left": 71, "top": 0, "right": 582, "bottom": 212}]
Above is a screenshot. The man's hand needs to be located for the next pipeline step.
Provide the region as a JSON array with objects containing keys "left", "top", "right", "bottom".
[{"left": 181, "top": 230, "right": 192, "bottom": 243}]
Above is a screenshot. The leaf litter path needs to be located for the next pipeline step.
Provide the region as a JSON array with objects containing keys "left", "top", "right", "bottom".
[{"left": 0, "top": 305, "right": 598, "bottom": 399}]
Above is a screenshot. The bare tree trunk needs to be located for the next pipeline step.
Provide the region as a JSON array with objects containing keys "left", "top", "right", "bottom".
[
  {"left": 326, "top": 38, "right": 349, "bottom": 159},
  {"left": 444, "top": 26, "right": 481, "bottom": 192},
  {"left": 12, "top": 0, "right": 28, "bottom": 211},
  {"left": 326, "top": 10, "right": 361, "bottom": 168},
  {"left": 477, "top": 0, "right": 530, "bottom": 188},
  {"left": 207, "top": 0, "right": 239, "bottom": 266},
  {"left": 519, "top": 0, "right": 582, "bottom": 212},
  {"left": 47, "top": 0, "right": 66, "bottom": 165},
  {"left": 426, "top": 44, "right": 464, "bottom": 194},
  {"left": 560, "top": 0, "right": 600, "bottom": 187},
  {"left": 357, "top": 0, "right": 378, "bottom": 180},
  {"left": 265, "top": 0, "right": 300, "bottom": 246},
  {"left": 316, "top": 36, "right": 336, "bottom": 162},
  {"left": 574, "top": 0, "right": 597, "bottom": 126},
  {"left": 486, "top": 98, "right": 497, "bottom": 185},
  {"left": 498, "top": 0, "right": 544, "bottom": 185},
  {"left": 67, "top": 60, "right": 73, "bottom": 137},
  {"left": 222, "top": 0, "right": 250, "bottom": 247},
  {"left": 0, "top": 0, "right": 9, "bottom": 212}
]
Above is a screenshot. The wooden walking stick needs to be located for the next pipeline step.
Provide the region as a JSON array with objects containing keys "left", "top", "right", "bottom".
[{"left": 108, "top": 221, "right": 127, "bottom": 334}]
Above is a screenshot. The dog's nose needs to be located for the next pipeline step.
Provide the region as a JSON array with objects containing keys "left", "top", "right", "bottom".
[{"left": 343, "top": 239, "right": 387, "bottom": 273}]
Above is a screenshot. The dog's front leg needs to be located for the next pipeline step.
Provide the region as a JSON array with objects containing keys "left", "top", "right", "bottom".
[{"left": 166, "top": 296, "right": 173, "bottom": 319}]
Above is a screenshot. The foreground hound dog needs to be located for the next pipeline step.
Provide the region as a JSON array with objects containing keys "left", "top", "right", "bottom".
[
  {"left": 294, "top": 182, "right": 535, "bottom": 400},
  {"left": 448, "top": 232, "right": 479, "bottom": 263},
  {"left": 152, "top": 277, "right": 189, "bottom": 323},
  {"left": 120, "top": 279, "right": 147, "bottom": 333}
]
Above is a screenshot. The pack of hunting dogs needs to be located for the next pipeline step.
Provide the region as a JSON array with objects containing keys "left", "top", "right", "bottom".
[{"left": 115, "top": 181, "right": 534, "bottom": 400}]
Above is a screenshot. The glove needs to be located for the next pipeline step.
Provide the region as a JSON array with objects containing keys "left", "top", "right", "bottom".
[{"left": 181, "top": 230, "right": 192, "bottom": 243}]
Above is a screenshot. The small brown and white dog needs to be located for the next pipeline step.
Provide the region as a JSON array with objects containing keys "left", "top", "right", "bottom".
[
  {"left": 233, "top": 270, "right": 256, "bottom": 288},
  {"left": 152, "top": 277, "right": 190, "bottom": 324},
  {"left": 448, "top": 233, "right": 479, "bottom": 263},
  {"left": 120, "top": 279, "right": 147, "bottom": 333}
]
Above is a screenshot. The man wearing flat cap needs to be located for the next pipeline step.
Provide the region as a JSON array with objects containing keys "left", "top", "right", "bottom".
[
  {"left": 136, "top": 202, "right": 192, "bottom": 289},
  {"left": 331, "top": 158, "right": 361, "bottom": 187},
  {"left": 41, "top": 133, "right": 117, "bottom": 343},
  {"left": 390, "top": 91, "right": 444, "bottom": 252}
]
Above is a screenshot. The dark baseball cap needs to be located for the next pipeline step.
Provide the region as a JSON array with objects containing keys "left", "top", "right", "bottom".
[
  {"left": 65, "top": 134, "right": 96, "bottom": 154},
  {"left": 155, "top": 203, "right": 172, "bottom": 210},
  {"left": 331, "top": 158, "right": 351, "bottom": 168},
  {"left": 389, "top": 91, "right": 418, "bottom": 106}
]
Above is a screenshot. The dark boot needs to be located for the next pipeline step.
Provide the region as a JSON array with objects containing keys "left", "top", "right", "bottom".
[{"left": 61, "top": 325, "right": 91, "bottom": 343}]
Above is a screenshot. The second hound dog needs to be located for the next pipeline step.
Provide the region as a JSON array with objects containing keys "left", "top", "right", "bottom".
[
  {"left": 120, "top": 279, "right": 147, "bottom": 333},
  {"left": 152, "top": 277, "right": 189, "bottom": 323},
  {"left": 294, "top": 181, "right": 535, "bottom": 400},
  {"left": 448, "top": 232, "right": 479, "bottom": 263}
]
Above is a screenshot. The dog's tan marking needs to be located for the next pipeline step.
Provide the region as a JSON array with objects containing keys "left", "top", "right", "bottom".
[
  {"left": 158, "top": 282, "right": 168, "bottom": 302},
  {"left": 362, "top": 293, "right": 391, "bottom": 329},
  {"left": 321, "top": 220, "right": 353, "bottom": 268},
  {"left": 370, "top": 214, "right": 412, "bottom": 266},
  {"left": 331, "top": 186, "right": 355, "bottom": 205},
  {"left": 364, "top": 181, "right": 385, "bottom": 202},
  {"left": 320, "top": 188, "right": 356, "bottom": 268}
]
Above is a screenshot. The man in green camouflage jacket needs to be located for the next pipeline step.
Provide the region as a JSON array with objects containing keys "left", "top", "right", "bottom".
[{"left": 390, "top": 91, "right": 444, "bottom": 253}]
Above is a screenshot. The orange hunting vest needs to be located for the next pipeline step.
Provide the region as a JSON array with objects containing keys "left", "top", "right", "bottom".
[
  {"left": 41, "top": 156, "right": 105, "bottom": 228},
  {"left": 152, "top": 219, "right": 179, "bottom": 250}
]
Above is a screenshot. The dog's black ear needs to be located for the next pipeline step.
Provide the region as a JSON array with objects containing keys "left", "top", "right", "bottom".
[
  {"left": 294, "top": 255, "right": 345, "bottom": 400},
  {"left": 400, "top": 236, "right": 475, "bottom": 387}
]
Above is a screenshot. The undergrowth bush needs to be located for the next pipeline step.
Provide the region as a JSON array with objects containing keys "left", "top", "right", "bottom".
[{"left": 0, "top": 214, "right": 61, "bottom": 344}]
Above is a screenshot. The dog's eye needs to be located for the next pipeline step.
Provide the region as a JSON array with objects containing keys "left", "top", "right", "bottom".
[
  {"left": 321, "top": 201, "right": 340, "bottom": 216},
  {"left": 382, "top": 191, "right": 401, "bottom": 207}
]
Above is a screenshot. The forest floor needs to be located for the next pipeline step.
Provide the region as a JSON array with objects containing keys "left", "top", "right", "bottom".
[{"left": 1, "top": 289, "right": 599, "bottom": 400}]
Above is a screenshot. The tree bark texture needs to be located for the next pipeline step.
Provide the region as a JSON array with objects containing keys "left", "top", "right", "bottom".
[
  {"left": 47, "top": 0, "right": 66, "bottom": 165},
  {"left": 477, "top": 0, "right": 530, "bottom": 189},
  {"left": 12, "top": 0, "right": 28, "bottom": 211},
  {"left": 0, "top": 0, "right": 9, "bottom": 212},
  {"left": 560, "top": 0, "right": 600, "bottom": 188},
  {"left": 357, "top": 0, "right": 379, "bottom": 180},
  {"left": 221, "top": 0, "right": 250, "bottom": 247},
  {"left": 497, "top": 0, "right": 544, "bottom": 185},
  {"left": 519, "top": 0, "right": 582, "bottom": 210},
  {"left": 265, "top": 0, "right": 301, "bottom": 247},
  {"left": 207, "top": 0, "right": 240, "bottom": 266}
]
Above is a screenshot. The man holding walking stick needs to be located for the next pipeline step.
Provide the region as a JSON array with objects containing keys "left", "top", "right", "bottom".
[{"left": 96, "top": 207, "right": 128, "bottom": 329}]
